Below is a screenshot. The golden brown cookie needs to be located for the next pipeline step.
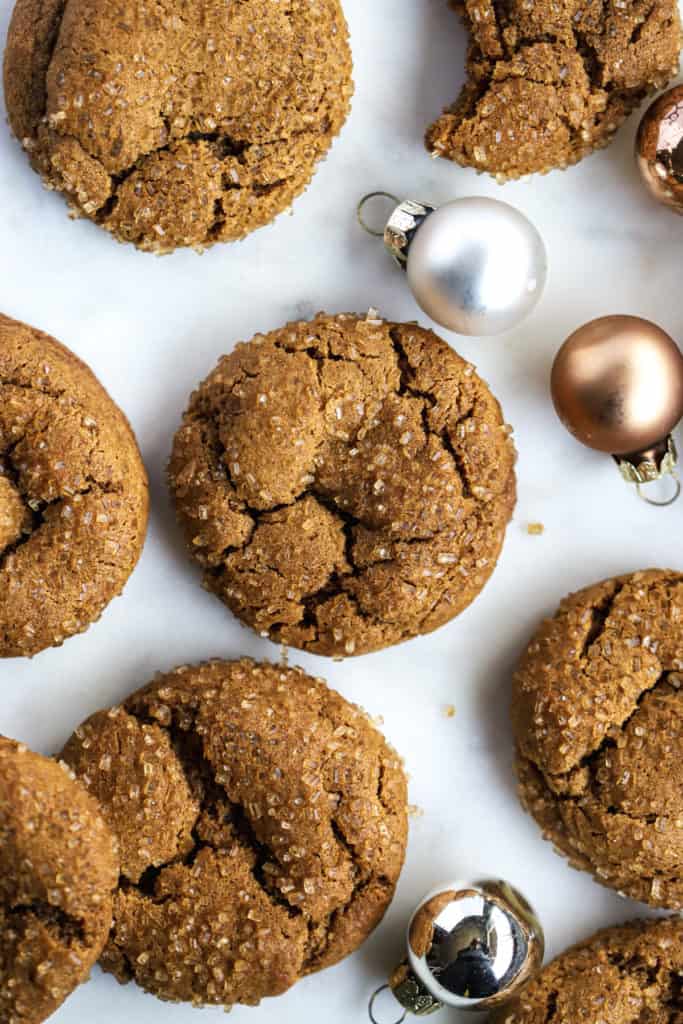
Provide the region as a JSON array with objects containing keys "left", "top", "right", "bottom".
[
  {"left": 0, "top": 313, "right": 148, "bottom": 657},
  {"left": 493, "top": 917, "right": 683, "bottom": 1024},
  {"left": 426, "top": 0, "right": 681, "bottom": 180},
  {"left": 513, "top": 569, "right": 683, "bottom": 908},
  {"left": 0, "top": 735, "right": 118, "bottom": 1024},
  {"left": 60, "top": 658, "right": 409, "bottom": 1008},
  {"left": 3, "top": 0, "right": 353, "bottom": 252},
  {"left": 168, "top": 312, "right": 517, "bottom": 657}
]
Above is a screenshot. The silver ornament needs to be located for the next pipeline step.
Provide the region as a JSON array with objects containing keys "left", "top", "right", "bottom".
[
  {"left": 369, "top": 880, "right": 544, "bottom": 1022},
  {"left": 357, "top": 193, "right": 547, "bottom": 337}
]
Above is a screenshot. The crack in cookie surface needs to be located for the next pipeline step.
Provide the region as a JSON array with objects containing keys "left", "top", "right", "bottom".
[
  {"left": 426, "top": 0, "right": 681, "bottom": 179},
  {"left": 4, "top": 0, "right": 353, "bottom": 252},
  {"left": 0, "top": 314, "right": 149, "bottom": 657},
  {"left": 169, "top": 313, "right": 517, "bottom": 657},
  {"left": 60, "top": 659, "right": 408, "bottom": 1008},
  {"left": 513, "top": 569, "right": 683, "bottom": 907}
]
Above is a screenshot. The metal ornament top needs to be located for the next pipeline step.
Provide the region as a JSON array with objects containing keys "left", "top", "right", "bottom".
[
  {"left": 382, "top": 199, "right": 435, "bottom": 268},
  {"left": 615, "top": 435, "right": 681, "bottom": 506}
]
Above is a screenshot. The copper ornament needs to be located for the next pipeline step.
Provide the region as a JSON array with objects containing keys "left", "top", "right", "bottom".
[
  {"left": 551, "top": 315, "right": 683, "bottom": 504},
  {"left": 636, "top": 86, "right": 683, "bottom": 212}
]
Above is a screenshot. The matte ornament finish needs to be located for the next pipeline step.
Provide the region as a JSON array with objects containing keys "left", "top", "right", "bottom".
[
  {"left": 405, "top": 198, "right": 547, "bottom": 336},
  {"left": 551, "top": 315, "right": 683, "bottom": 455},
  {"left": 636, "top": 86, "right": 683, "bottom": 213}
]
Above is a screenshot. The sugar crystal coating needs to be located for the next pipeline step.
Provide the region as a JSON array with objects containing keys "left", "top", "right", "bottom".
[
  {"left": 4, "top": 0, "right": 353, "bottom": 252},
  {"left": 168, "top": 313, "right": 517, "bottom": 657},
  {"left": 61, "top": 658, "right": 409, "bottom": 1007},
  {"left": 514, "top": 569, "right": 683, "bottom": 907},
  {"left": 492, "top": 917, "right": 683, "bottom": 1024},
  {"left": 0, "top": 736, "right": 118, "bottom": 1024},
  {"left": 0, "top": 313, "right": 148, "bottom": 657},
  {"left": 426, "top": 0, "right": 681, "bottom": 179}
]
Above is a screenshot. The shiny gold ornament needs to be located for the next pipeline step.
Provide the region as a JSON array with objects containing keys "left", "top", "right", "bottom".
[
  {"left": 551, "top": 315, "right": 683, "bottom": 505},
  {"left": 636, "top": 86, "right": 683, "bottom": 213}
]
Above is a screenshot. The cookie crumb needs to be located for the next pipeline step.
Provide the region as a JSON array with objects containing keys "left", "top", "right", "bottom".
[
  {"left": 527, "top": 522, "right": 545, "bottom": 535},
  {"left": 443, "top": 704, "right": 456, "bottom": 718}
]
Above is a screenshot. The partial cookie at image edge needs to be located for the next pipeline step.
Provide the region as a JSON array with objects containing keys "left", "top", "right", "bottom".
[
  {"left": 513, "top": 568, "right": 683, "bottom": 908},
  {"left": 0, "top": 735, "right": 118, "bottom": 1024}
]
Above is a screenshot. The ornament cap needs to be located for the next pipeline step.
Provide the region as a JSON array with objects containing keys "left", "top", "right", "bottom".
[
  {"left": 615, "top": 434, "right": 678, "bottom": 484},
  {"left": 356, "top": 193, "right": 435, "bottom": 266},
  {"left": 383, "top": 199, "right": 435, "bottom": 267},
  {"left": 614, "top": 435, "right": 681, "bottom": 506},
  {"left": 389, "top": 962, "right": 442, "bottom": 1016}
]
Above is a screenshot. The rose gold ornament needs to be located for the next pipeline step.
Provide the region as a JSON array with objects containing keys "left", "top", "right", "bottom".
[
  {"left": 636, "top": 86, "right": 683, "bottom": 213},
  {"left": 551, "top": 315, "right": 683, "bottom": 505}
]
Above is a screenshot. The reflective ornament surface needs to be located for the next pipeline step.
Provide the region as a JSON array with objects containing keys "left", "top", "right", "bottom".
[
  {"left": 636, "top": 86, "right": 683, "bottom": 213},
  {"left": 405, "top": 880, "right": 543, "bottom": 1010},
  {"left": 551, "top": 315, "right": 683, "bottom": 505},
  {"left": 357, "top": 193, "right": 547, "bottom": 337},
  {"left": 368, "top": 879, "right": 544, "bottom": 1022}
]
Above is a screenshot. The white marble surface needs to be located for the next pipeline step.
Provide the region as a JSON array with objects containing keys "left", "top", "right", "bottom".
[{"left": 0, "top": 1, "right": 681, "bottom": 1022}]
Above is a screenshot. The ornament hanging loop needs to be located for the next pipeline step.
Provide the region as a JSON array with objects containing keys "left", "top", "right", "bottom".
[
  {"left": 636, "top": 475, "right": 681, "bottom": 507},
  {"left": 370, "top": 983, "right": 409, "bottom": 1024},
  {"left": 357, "top": 192, "right": 400, "bottom": 237},
  {"left": 368, "top": 984, "right": 408, "bottom": 1024}
]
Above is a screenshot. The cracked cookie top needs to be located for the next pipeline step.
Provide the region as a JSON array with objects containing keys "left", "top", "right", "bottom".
[
  {"left": 513, "top": 569, "right": 683, "bottom": 907},
  {"left": 426, "top": 0, "right": 681, "bottom": 180},
  {"left": 494, "top": 917, "right": 683, "bottom": 1024},
  {"left": 0, "top": 736, "right": 118, "bottom": 1024},
  {"left": 0, "top": 313, "right": 148, "bottom": 657},
  {"left": 60, "top": 658, "right": 408, "bottom": 1008},
  {"left": 169, "top": 313, "right": 516, "bottom": 657},
  {"left": 3, "top": 0, "right": 353, "bottom": 252}
]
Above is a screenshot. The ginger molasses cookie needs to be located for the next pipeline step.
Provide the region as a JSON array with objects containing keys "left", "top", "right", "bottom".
[
  {"left": 426, "top": 0, "right": 681, "bottom": 180},
  {"left": 4, "top": 0, "right": 353, "bottom": 253},
  {"left": 493, "top": 917, "right": 683, "bottom": 1024},
  {"left": 61, "top": 658, "right": 408, "bottom": 1008},
  {"left": 0, "top": 313, "right": 148, "bottom": 657},
  {"left": 169, "top": 312, "right": 516, "bottom": 657},
  {"left": 0, "top": 736, "right": 118, "bottom": 1024},
  {"left": 513, "top": 569, "right": 683, "bottom": 908}
]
